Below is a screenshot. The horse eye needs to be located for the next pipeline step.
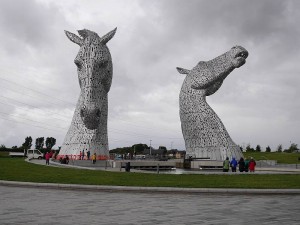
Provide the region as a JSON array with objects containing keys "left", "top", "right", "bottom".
[{"left": 98, "top": 61, "right": 108, "bottom": 68}]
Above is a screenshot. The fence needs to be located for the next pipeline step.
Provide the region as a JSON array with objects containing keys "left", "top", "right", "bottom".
[{"left": 256, "top": 160, "right": 299, "bottom": 169}]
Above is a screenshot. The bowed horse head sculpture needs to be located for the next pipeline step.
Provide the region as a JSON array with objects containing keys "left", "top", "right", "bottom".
[{"left": 177, "top": 46, "right": 248, "bottom": 160}]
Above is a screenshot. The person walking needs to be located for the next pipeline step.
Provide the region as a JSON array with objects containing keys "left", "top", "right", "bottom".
[
  {"left": 230, "top": 157, "right": 238, "bottom": 172},
  {"left": 238, "top": 157, "right": 245, "bottom": 172},
  {"left": 249, "top": 157, "right": 256, "bottom": 172},
  {"left": 92, "top": 153, "right": 97, "bottom": 164},
  {"left": 223, "top": 157, "right": 230, "bottom": 172},
  {"left": 45, "top": 152, "right": 50, "bottom": 165}
]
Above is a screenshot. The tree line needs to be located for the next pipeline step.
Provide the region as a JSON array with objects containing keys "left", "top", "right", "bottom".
[
  {"left": 109, "top": 143, "right": 149, "bottom": 155},
  {"left": 0, "top": 136, "right": 57, "bottom": 152},
  {"left": 1, "top": 138, "right": 298, "bottom": 154},
  {"left": 241, "top": 143, "right": 299, "bottom": 153},
  {"left": 110, "top": 143, "right": 182, "bottom": 156}
]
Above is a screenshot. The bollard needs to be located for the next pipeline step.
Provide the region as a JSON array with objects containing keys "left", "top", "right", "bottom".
[{"left": 125, "top": 162, "right": 131, "bottom": 172}]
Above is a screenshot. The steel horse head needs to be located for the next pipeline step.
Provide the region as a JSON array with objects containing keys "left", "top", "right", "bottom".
[{"left": 65, "top": 28, "right": 117, "bottom": 129}]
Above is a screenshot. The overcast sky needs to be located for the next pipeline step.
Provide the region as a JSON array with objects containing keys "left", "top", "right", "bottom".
[{"left": 0, "top": 0, "right": 299, "bottom": 151}]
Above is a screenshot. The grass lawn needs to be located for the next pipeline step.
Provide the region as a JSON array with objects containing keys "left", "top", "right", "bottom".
[
  {"left": 1, "top": 153, "right": 300, "bottom": 189},
  {"left": 244, "top": 152, "right": 300, "bottom": 164}
]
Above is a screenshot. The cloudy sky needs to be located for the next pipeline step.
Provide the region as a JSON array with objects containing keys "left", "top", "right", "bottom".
[{"left": 0, "top": 0, "right": 299, "bottom": 151}]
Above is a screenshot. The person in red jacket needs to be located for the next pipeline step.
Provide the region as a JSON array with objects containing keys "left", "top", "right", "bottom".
[
  {"left": 45, "top": 152, "right": 50, "bottom": 165},
  {"left": 249, "top": 157, "right": 256, "bottom": 172}
]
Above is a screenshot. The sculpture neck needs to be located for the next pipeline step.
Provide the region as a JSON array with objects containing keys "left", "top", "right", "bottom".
[{"left": 181, "top": 76, "right": 207, "bottom": 101}]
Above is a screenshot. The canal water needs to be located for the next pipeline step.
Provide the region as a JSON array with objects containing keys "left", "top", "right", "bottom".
[{"left": 0, "top": 185, "right": 299, "bottom": 224}]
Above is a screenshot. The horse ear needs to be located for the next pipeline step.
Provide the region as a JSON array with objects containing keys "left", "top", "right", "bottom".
[
  {"left": 65, "top": 30, "right": 83, "bottom": 46},
  {"left": 176, "top": 67, "right": 191, "bottom": 75},
  {"left": 100, "top": 27, "right": 117, "bottom": 45}
]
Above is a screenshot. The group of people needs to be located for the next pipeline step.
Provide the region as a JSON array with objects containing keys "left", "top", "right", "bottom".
[
  {"left": 59, "top": 155, "right": 69, "bottom": 164},
  {"left": 223, "top": 157, "right": 256, "bottom": 172},
  {"left": 79, "top": 150, "right": 91, "bottom": 160},
  {"left": 79, "top": 150, "right": 97, "bottom": 164},
  {"left": 54, "top": 151, "right": 97, "bottom": 165}
]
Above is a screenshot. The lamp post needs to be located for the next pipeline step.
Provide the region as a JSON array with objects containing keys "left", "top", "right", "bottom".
[{"left": 150, "top": 139, "right": 152, "bottom": 157}]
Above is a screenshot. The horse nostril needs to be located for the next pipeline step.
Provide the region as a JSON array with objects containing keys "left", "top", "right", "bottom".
[
  {"left": 96, "top": 109, "right": 100, "bottom": 117},
  {"left": 80, "top": 109, "right": 85, "bottom": 117}
]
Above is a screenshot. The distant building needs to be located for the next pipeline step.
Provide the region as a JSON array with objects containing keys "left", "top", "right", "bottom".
[
  {"left": 167, "top": 149, "right": 186, "bottom": 159},
  {"left": 143, "top": 147, "right": 165, "bottom": 156}
]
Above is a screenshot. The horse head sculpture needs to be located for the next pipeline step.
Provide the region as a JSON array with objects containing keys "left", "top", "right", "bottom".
[
  {"left": 65, "top": 28, "right": 116, "bottom": 129},
  {"left": 58, "top": 28, "right": 116, "bottom": 160},
  {"left": 177, "top": 46, "right": 248, "bottom": 160}
]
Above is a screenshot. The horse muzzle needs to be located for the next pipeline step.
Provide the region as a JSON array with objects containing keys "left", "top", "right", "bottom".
[{"left": 80, "top": 105, "right": 101, "bottom": 130}]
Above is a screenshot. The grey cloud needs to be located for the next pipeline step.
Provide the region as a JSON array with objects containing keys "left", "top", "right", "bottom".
[
  {"left": 0, "top": 0, "right": 65, "bottom": 49},
  {"left": 0, "top": 0, "right": 299, "bottom": 151}
]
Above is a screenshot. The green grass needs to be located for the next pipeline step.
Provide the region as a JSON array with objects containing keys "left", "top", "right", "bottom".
[
  {"left": 244, "top": 152, "right": 300, "bottom": 164},
  {"left": 0, "top": 151, "right": 9, "bottom": 157},
  {"left": 1, "top": 157, "right": 300, "bottom": 189}
]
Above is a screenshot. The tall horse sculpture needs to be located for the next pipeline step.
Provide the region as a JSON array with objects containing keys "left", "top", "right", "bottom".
[
  {"left": 58, "top": 28, "right": 117, "bottom": 160},
  {"left": 177, "top": 46, "right": 248, "bottom": 160}
]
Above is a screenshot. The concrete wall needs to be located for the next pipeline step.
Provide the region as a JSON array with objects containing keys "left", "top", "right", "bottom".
[
  {"left": 113, "top": 160, "right": 177, "bottom": 168},
  {"left": 190, "top": 160, "right": 223, "bottom": 169},
  {"left": 69, "top": 160, "right": 113, "bottom": 167}
]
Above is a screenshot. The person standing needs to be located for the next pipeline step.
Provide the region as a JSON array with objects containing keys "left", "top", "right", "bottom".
[
  {"left": 87, "top": 150, "right": 91, "bottom": 160},
  {"left": 79, "top": 151, "right": 82, "bottom": 160},
  {"left": 45, "top": 152, "right": 50, "bottom": 165},
  {"left": 238, "top": 157, "right": 245, "bottom": 172},
  {"left": 92, "top": 153, "right": 97, "bottom": 164},
  {"left": 82, "top": 150, "right": 85, "bottom": 160},
  {"left": 223, "top": 157, "right": 230, "bottom": 172},
  {"left": 249, "top": 157, "right": 256, "bottom": 172},
  {"left": 244, "top": 158, "right": 250, "bottom": 172},
  {"left": 65, "top": 155, "right": 69, "bottom": 164},
  {"left": 230, "top": 157, "right": 238, "bottom": 172}
]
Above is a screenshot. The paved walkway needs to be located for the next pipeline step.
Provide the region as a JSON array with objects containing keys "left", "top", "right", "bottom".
[{"left": 1, "top": 185, "right": 300, "bottom": 225}]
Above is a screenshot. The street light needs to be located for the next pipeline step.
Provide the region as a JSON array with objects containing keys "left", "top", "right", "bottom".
[{"left": 150, "top": 139, "right": 152, "bottom": 156}]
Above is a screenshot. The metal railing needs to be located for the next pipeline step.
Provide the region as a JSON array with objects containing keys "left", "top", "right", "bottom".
[{"left": 256, "top": 161, "right": 299, "bottom": 169}]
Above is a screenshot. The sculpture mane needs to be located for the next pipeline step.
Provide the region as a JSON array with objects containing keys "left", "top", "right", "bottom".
[{"left": 177, "top": 46, "right": 248, "bottom": 160}]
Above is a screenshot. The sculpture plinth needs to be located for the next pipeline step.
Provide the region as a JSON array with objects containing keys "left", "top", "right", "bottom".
[
  {"left": 177, "top": 46, "right": 248, "bottom": 160},
  {"left": 58, "top": 28, "right": 117, "bottom": 160}
]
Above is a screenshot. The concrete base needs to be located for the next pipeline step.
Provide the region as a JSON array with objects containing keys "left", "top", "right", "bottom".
[
  {"left": 56, "top": 159, "right": 113, "bottom": 168},
  {"left": 190, "top": 160, "right": 223, "bottom": 169},
  {"left": 57, "top": 159, "right": 223, "bottom": 170},
  {"left": 113, "top": 160, "right": 177, "bottom": 169}
]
